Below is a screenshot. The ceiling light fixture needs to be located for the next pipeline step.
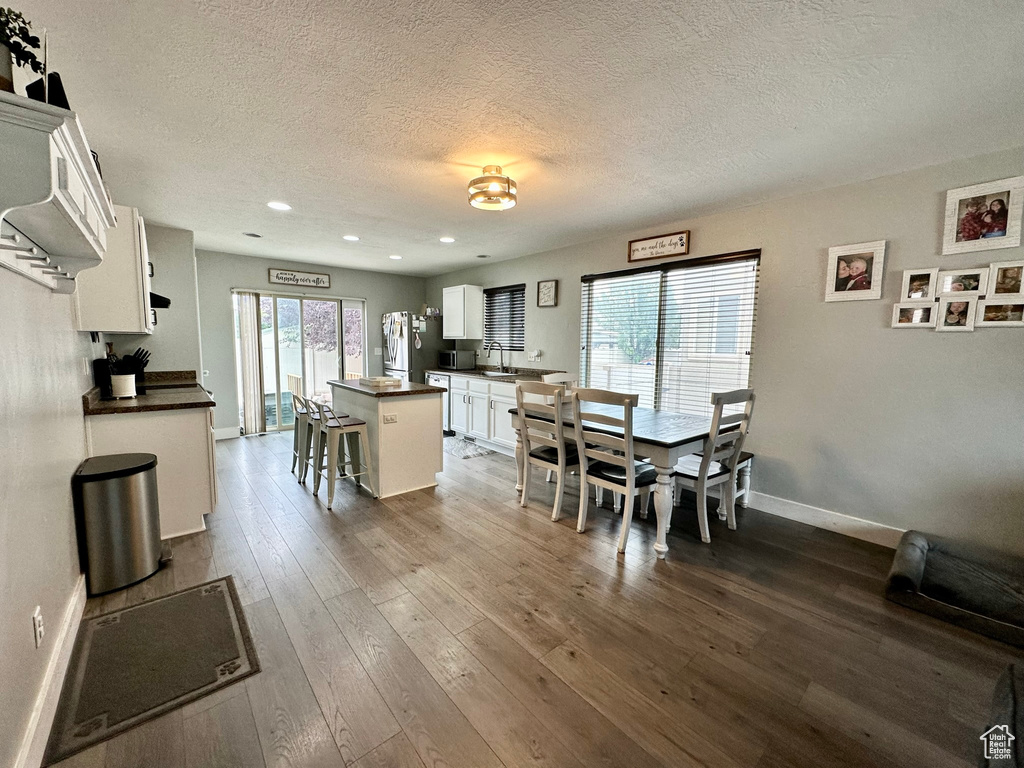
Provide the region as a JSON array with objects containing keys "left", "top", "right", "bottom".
[
  {"left": 343, "top": 235, "right": 360, "bottom": 241},
  {"left": 243, "top": 232, "right": 262, "bottom": 238},
  {"left": 267, "top": 201, "right": 291, "bottom": 211},
  {"left": 468, "top": 165, "right": 517, "bottom": 211},
  {"left": 439, "top": 236, "right": 455, "bottom": 243},
  {"left": 389, "top": 255, "right": 403, "bottom": 260}
]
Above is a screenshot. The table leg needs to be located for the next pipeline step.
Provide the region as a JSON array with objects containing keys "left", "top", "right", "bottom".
[
  {"left": 653, "top": 465, "right": 673, "bottom": 559},
  {"left": 514, "top": 426, "right": 524, "bottom": 492},
  {"left": 738, "top": 463, "right": 752, "bottom": 508}
]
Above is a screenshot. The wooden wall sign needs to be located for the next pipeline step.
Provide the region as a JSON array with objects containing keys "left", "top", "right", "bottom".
[
  {"left": 628, "top": 230, "right": 690, "bottom": 263},
  {"left": 268, "top": 268, "right": 331, "bottom": 288}
]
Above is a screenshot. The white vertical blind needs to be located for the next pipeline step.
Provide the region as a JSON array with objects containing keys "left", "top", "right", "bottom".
[
  {"left": 484, "top": 284, "right": 526, "bottom": 351},
  {"left": 580, "top": 253, "right": 759, "bottom": 418}
]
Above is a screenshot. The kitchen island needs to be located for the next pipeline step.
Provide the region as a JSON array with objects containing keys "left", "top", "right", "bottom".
[
  {"left": 83, "top": 371, "right": 216, "bottom": 539},
  {"left": 329, "top": 378, "right": 445, "bottom": 498}
]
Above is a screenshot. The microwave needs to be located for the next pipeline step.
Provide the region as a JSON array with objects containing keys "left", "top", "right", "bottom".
[{"left": 437, "top": 350, "right": 476, "bottom": 370}]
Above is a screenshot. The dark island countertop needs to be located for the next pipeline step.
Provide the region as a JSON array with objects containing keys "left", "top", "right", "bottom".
[
  {"left": 328, "top": 379, "right": 447, "bottom": 398},
  {"left": 83, "top": 371, "right": 215, "bottom": 415}
]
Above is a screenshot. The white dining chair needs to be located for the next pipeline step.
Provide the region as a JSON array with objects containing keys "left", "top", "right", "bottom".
[
  {"left": 516, "top": 381, "right": 579, "bottom": 520},
  {"left": 540, "top": 373, "right": 578, "bottom": 483},
  {"left": 572, "top": 388, "right": 657, "bottom": 554},
  {"left": 672, "top": 389, "right": 755, "bottom": 543}
]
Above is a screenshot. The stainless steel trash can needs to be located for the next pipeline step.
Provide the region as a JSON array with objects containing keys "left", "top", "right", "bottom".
[{"left": 73, "top": 453, "right": 161, "bottom": 595}]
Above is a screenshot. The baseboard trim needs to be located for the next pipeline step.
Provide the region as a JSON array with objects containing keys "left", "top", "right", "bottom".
[
  {"left": 14, "top": 574, "right": 87, "bottom": 768},
  {"left": 214, "top": 426, "right": 240, "bottom": 440},
  {"left": 748, "top": 491, "right": 904, "bottom": 548}
]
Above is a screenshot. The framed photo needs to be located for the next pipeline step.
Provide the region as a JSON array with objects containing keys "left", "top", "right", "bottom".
[
  {"left": 987, "top": 260, "right": 1024, "bottom": 297},
  {"left": 899, "top": 268, "right": 939, "bottom": 300},
  {"left": 935, "top": 296, "right": 977, "bottom": 332},
  {"left": 891, "top": 302, "right": 937, "bottom": 328},
  {"left": 537, "top": 279, "right": 558, "bottom": 307},
  {"left": 976, "top": 300, "right": 1024, "bottom": 328},
  {"left": 824, "top": 240, "right": 885, "bottom": 302},
  {"left": 628, "top": 230, "right": 689, "bottom": 263},
  {"left": 936, "top": 268, "right": 987, "bottom": 296},
  {"left": 942, "top": 175, "right": 1024, "bottom": 255}
]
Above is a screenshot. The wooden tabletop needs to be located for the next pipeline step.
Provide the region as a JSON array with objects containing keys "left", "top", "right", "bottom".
[{"left": 511, "top": 402, "right": 714, "bottom": 448}]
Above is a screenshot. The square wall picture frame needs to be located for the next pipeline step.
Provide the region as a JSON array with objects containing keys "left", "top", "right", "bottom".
[
  {"left": 976, "top": 299, "right": 1024, "bottom": 328},
  {"left": 899, "top": 268, "right": 939, "bottom": 301},
  {"left": 825, "top": 240, "right": 886, "bottom": 302},
  {"left": 987, "top": 260, "right": 1024, "bottom": 298},
  {"left": 942, "top": 175, "right": 1024, "bottom": 255},
  {"left": 537, "top": 279, "right": 558, "bottom": 307},
  {"left": 936, "top": 295, "right": 977, "bottom": 332},
  {"left": 891, "top": 302, "right": 937, "bottom": 328},
  {"left": 936, "top": 268, "right": 988, "bottom": 296}
]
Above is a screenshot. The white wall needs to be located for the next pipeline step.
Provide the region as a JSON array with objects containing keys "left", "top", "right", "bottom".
[
  {"left": 0, "top": 270, "right": 97, "bottom": 767},
  {"left": 113, "top": 224, "right": 203, "bottom": 374},
  {"left": 195, "top": 250, "right": 428, "bottom": 431},
  {"left": 427, "top": 146, "right": 1024, "bottom": 556}
]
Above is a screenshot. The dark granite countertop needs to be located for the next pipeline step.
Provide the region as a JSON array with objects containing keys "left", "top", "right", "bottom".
[
  {"left": 424, "top": 367, "right": 565, "bottom": 383},
  {"left": 329, "top": 379, "right": 447, "bottom": 398},
  {"left": 83, "top": 371, "right": 215, "bottom": 415}
]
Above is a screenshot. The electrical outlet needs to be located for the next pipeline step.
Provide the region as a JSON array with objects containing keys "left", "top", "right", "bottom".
[
  {"left": 383, "top": 413, "right": 398, "bottom": 424},
  {"left": 527, "top": 349, "right": 542, "bottom": 362},
  {"left": 373, "top": 347, "right": 382, "bottom": 356},
  {"left": 32, "top": 607, "right": 44, "bottom": 648}
]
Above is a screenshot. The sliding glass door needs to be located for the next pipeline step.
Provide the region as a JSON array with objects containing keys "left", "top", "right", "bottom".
[{"left": 235, "top": 292, "right": 366, "bottom": 434}]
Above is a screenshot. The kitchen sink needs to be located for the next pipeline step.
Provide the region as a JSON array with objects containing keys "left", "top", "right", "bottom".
[{"left": 481, "top": 371, "right": 515, "bottom": 377}]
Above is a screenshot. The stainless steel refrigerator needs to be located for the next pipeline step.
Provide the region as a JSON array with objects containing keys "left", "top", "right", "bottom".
[{"left": 382, "top": 311, "right": 437, "bottom": 382}]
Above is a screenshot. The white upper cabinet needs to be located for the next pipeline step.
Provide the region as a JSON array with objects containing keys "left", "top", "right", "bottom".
[
  {"left": 442, "top": 284, "right": 484, "bottom": 339},
  {"left": 74, "top": 205, "right": 153, "bottom": 333},
  {"left": 0, "top": 92, "right": 114, "bottom": 293}
]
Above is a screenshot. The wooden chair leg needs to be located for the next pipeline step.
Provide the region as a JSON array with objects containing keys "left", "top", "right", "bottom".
[
  {"left": 298, "top": 421, "right": 311, "bottom": 483},
  {"left": 639, "top": 488, "right": 650, "bottom": 520},
  {"left": 551, "top": 463, "right": 565, "bottom": 521},
  {"left": 613, "top": 492, "right": 622, "bottom": 514},
  {"left": 616, "top": 481, "right": 635, "bottom": 553},
  {"left": 326, "top": 430, "right": 339, "bottom": 509},
  {"left": 595, "top": 486, "right": 604, "bottom": 507},
  {"left": 725, "top": 473, "right": 738, "bottom": 530},
  {"left": 291, "top": 421, "right": 300, "bottom": 473},
  {"left": 695, "top": 479, "right": 711, "bottom": 544},
  {"left": 546, "top": 469, "right": 553, "bottom": 483},
  {"left": 520, "top": 461, "right": 531, "bottom": 508},
  {"left": 738, "top": 462, "right": 752, "bottom": 508},
  {"left": 576, "top": 476, "right": 590, "bottom": 533}
]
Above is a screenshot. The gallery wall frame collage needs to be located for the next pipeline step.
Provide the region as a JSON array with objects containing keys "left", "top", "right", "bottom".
[{"left": 824, "top": 175, "right": 1024, "bottom": 332}]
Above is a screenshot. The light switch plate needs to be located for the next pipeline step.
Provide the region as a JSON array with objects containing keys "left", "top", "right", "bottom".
[
  {"left": 374, "top": 347, "right": 382, "bottom": 356},
  {"left": 383, "top": 413, "right": 398, "bottom": 424}
]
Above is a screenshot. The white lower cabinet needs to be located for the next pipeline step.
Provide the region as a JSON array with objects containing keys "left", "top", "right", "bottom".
[
  {"left": 488, "top": 396, "right": 518, "bottom": 449},
  {"left": 446, "top": 376, "right": 518, "bottom": 455}
]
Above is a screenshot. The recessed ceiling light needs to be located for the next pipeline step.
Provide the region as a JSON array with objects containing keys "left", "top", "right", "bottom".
[
  {"left": 476, "top": 254, "right": 490, "bottom": 259},
  {"left": 389, "top": 255, "right": 403, "bottom": 260},
  {"left": 343, "top": 235, "right": 360, "bottom": 242},
  {"left": 243, "top": 232, "right": 262, "bottom": 238},
  {"left": 267, "top": 201, "right": 291, "bottom": 211},
  {"left": 439, "top": 236, "right": 455, "bottom": 243}
]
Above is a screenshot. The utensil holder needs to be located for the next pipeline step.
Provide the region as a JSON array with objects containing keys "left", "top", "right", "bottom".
[{"left": 110, "top": 374, "right": 137, "bottom": 399}]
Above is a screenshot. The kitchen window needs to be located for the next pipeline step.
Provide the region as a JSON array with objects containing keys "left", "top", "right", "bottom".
[
  {"left": 484, "top": 283, "right": 526, "bottom": 351},
  {"left": 579, "top": 251, "right": 759, "bottom": 417}
]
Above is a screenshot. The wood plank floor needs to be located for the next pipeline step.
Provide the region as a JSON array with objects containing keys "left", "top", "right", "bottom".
[{"left": 54, "top": 432, "right": 1019, "bottom": 768}]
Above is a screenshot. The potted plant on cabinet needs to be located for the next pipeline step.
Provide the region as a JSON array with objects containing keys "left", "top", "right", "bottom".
[{"left": 0, "top": 7, "right": 42, "bottom": 94}]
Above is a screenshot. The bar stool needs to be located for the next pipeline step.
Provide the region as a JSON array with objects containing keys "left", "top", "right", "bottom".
[
  {"left": 290, "top": 390, "right": 308, "bottom": 475},
  {"left": 311, "top": 401, "right": 376, "bottom": 507}
]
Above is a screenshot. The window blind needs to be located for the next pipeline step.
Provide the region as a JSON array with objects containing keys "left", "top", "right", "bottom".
[
  {"left": 580, "top": 252, "right": 759, "bottom": 417},
  {"left": 484, "top": 284, "right": 526, "bottom": 351}
]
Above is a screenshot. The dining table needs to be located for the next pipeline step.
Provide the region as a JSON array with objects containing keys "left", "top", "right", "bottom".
[{"left": 510, "top": 403, "right": 749, "bottom": 559}]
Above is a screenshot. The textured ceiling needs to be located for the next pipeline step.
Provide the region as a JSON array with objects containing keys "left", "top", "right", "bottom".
[{"left": 18, "top": 0, "right": 1024, "bottom": 276}]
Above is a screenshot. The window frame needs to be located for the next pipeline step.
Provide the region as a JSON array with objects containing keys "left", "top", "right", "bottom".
[
  {"left": 484, "top": 283, "right": 526, "bottom": 352},
  {"left": 580, "top": 249, "right": 760, "bottom": 413}
]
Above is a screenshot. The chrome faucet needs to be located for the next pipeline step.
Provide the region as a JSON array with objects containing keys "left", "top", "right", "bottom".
[{"left": 485, "top": 341, "right": 506, "bottom": 373}]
